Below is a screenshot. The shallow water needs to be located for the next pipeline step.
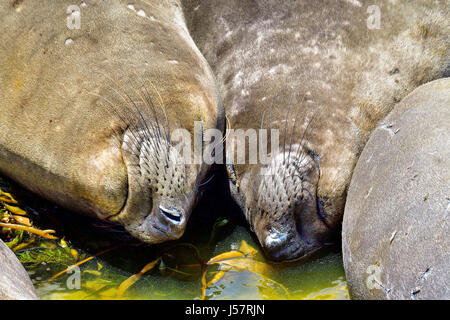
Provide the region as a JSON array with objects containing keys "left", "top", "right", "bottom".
[
  {"left": 26, "top": 224, "right": 348, "bottom": 300},
  {"left": 1, "top": 176, "right": 348, "bottom": 300}
]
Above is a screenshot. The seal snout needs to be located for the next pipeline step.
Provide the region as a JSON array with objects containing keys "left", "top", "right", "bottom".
[
  {"left": 264, "top": 228, "right": 288, "bottom": 250},
  {"left": 152, "top": 203, "right": 187, "bottom": 241},
  {"left": 262, "top": 228, "right": 305, "bottom": 262}
]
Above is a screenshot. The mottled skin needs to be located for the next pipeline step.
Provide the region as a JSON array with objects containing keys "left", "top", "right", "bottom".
[
  {"left": 182, "top": 0, "right": 449, "bottom": 261},
  {"left": 0, "top": 0, "right": 224, "bottom": 243},
  {"left": 343, "top": 78, "right": 450, "bottom": 299},
  {"left": 0, "top": 239, "right": 39, "bottom": 300}
]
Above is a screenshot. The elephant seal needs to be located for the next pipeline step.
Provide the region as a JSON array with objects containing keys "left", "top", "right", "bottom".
[
  {"left": 343, "top": 78, "right": 450, "bottom": 300},
  {"left": 0, "top": 0, "right": 224, "bottom": 243},
  {"left": 0, "top": 239, "right": 39, "bottom": 300},
  {"left": 182, "top": 0, "right": 449, "bottom": 261}
]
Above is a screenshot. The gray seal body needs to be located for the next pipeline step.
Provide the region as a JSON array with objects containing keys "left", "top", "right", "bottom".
[{"left": 182, "top": 0, "right": 449, "bottom": 261}]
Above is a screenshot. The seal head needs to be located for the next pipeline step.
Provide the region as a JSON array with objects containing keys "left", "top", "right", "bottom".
[
  {"left": 241, "top": 146, "right": 329, "bottom": 261},
  {"left": 110, "top": 123, "right": 206, "bottom": 243}
]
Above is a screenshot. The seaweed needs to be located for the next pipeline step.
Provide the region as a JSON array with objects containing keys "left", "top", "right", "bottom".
[
  {"left": 0, "top": 188, "right": 57, "bottom": 244},
  {"left": 16, "top": 246, "right": 76, "bottom": 268}
]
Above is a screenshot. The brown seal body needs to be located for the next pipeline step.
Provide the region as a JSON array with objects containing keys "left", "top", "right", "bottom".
[
  {"left": 182, "top": 0, "right": 449, "bottom": 261},
  {"left": 0, "top": 0, "right": 224, "bottom": 243}
]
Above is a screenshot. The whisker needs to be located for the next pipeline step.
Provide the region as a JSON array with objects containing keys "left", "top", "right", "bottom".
[{"left": 196, "top": 173, "right": 215, "bottom": 189}]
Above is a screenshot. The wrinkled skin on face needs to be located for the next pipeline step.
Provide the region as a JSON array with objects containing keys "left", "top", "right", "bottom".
[
  {"left": 241, "top": 146, "right": 330, "bottom": 262},
  {"left": 110, "top": 123, "right": 207, "bottom": 243}
]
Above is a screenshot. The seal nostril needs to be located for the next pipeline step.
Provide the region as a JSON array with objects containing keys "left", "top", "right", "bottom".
[
  {"left": 264, "top": 228, "right": 288, "bottom": 249},
  {"left": 159, "top": 205, "right": 182, "bottom": 224}
]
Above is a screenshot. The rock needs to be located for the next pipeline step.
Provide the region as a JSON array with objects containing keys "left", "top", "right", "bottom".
[
  {"left": 0, "top": 239, "right": 39, "bottom": 300},
  {"left": 342, "top": 78, "right": 450, "bottom": 299}
]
